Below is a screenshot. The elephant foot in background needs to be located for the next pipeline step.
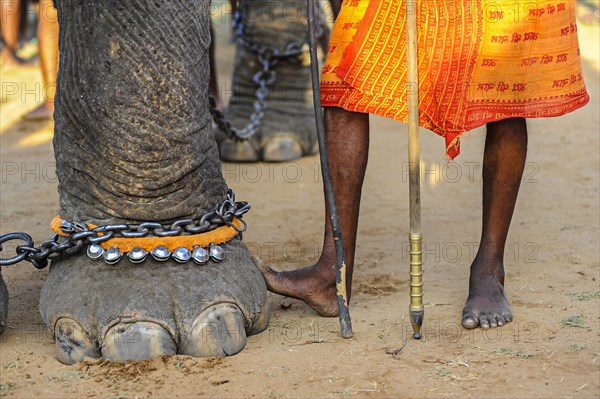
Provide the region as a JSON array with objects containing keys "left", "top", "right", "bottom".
[
  {"left": 0, "top": 271, "right": 7, "bottom": 334},
  {"left": 40, "top": 240, "right": 269, "bottom": 364},
  {"left": 217, "top": 0, "right": 320, "bottom": 162},
  {"left": 218, "top": 119, "right": 319, "bottom": 163}
]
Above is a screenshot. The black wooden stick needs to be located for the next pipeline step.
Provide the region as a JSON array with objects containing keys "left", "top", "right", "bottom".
[{"left": 307, "top": 0, "right": 352, "bottom": 339}]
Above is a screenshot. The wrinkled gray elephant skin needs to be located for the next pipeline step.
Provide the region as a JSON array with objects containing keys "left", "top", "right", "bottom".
[{"left": 40, "top": 0, "right": 269, "bottom": 364}]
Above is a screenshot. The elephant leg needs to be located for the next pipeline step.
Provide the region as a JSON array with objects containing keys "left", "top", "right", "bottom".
[
  {"left": 218, "top": 0, "right": 322, "bottom": 162},
  {"left": 40, "top": 0, "right": 269, "bottom": 364},
  {"left": 0, "top": 270, "right": 7, "bottom": 334}
]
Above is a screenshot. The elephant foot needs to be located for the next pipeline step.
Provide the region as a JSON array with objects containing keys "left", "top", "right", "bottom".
[
  {"left": 219, "top": 133, "right": 312, "bottom": 163},
  {"left": 0, "top": 271, "right": 8, "bottom": 335},
  {"left": 41, "top": 239, "right": 269, "bottom": 364},
  {"left": 220, "top": 0, "right": 322, "bottom": 163}
]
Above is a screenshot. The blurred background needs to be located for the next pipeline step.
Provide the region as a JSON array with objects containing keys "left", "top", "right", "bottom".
[{"left": 0, "top": 0, "right": 598, "bottom": 144}]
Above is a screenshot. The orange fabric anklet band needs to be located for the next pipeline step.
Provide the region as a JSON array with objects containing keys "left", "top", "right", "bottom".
[{"left": 50, "top": 216, "right": 243, "bottom": 253}]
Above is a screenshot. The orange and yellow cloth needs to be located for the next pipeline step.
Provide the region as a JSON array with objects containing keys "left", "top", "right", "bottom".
[
  {"left": 50, "top": 216, "right": 243, "bottom": 252},
  {"left": 321, "top": 0, "right": 590, "bottom": 158}
]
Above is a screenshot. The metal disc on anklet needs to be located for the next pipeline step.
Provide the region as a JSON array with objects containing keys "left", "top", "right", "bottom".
[
  {"left": 209, "top": 244, "right": 225, "bottom": 262},
  {"left": 87, "top": 244, "right": 104, "bottom": 260},
  {"left": 128, "top": 247, "right": 148, "bottom": 264},
  {"left": 151, "top": 246, "right": 171, "bottom": 261},
  {"left": 192, "top": 247, "right": 209, "bottom": 265},
  {"left": 104, "top": 247, "right": 123, "bottom": 265},
  {"left": 173, "top": 247, "right": 192, "bottom": 263}
]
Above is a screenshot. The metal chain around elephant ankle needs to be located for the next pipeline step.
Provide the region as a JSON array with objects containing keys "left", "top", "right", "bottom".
[
  {"left": 0, "top": 189, "right": 249, "bottom": 269},
  {"left": 209, "top": 9, "right": 324, "bottom": 142}
]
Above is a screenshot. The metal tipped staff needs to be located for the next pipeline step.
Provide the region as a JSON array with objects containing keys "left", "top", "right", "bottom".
[
  {"left": 406, "top": 0, "right": 424, "bottom": 339},
  {"left": 307, "top": 0, "right": 352, "bottom": 338}
]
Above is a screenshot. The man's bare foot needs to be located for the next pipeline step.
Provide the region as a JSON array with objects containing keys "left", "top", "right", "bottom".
[
  {"left": 462, "top": 265, "right": 513, "bottom": 329},
  {"left": 24, "top": 102, "right": 54, "bottom": 121},
  {"left": 1, "top": 51, "right": 24, "bottom": 69},
  {"left": 253, "top": 256, "right": 338, "bottom": 317},
  {"left": 1, "top": 48, "right": 36, "bottom": 69}
]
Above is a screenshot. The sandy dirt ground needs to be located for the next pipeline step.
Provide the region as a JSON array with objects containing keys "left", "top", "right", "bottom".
[{"left": 0, "top": 7, "right": 599, "bottom": 399}]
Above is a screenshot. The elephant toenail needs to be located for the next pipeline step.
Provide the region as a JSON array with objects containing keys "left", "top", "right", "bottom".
[
  {"left": 54, "top": 318, "right": 100, "bottom": 365},
  {"left": 219, "top": 140, "right": 260, "bottom": 162},
  {"left": 102, "top": 321, "right": 176, "bottom": 361},
  {"left": 180, "top": 304, "right": 247, "bottom": 357},
  {"left": 262, "top": 135, "right": 304, "bottom": 162}
]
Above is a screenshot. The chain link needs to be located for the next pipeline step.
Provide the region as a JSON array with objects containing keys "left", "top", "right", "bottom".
[
  {"left": 0, "top": 189, "right": 249, "bottom": 269},
  {"left": 209, "top": 9, "right": 324, "bottom": 141}
]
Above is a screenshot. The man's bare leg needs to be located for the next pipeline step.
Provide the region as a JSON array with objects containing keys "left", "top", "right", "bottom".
[
  {"left": 462, "top": 117, "right": 527, "bottom": 329},
  {"left": 328, "top": 0, "right": 341, "bottom": 16},
  {"left": 256, "top": 107, "right": 369, "bottom": 316},
  {"left": 25, "top": 0, "right": 58, "bottom": 120},
  {"left": 1, "top": 0, "right": 25, "bottom": 67}
]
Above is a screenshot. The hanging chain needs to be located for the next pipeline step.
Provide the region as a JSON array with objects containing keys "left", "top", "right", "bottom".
[
  {"left": 209, "top": 8, "right": 323, "bottom": 141},
  {"left": 0, "top": 189, "right": 249, "bottom": 269}
]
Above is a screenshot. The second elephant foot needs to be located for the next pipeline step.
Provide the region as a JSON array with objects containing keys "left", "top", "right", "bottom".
[{"left": 219, "top": 133, "right": 317, "bottom": 162}]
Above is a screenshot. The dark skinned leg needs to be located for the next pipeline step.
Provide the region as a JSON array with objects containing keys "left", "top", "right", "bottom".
[
  {"left": 229, "top": 0, "right": 236, "bottom": 38},
  {"left": 25, "top": 0, "right": 58, "bottom": 120},
  {"left": 230, "top": 0, "right": 236, "bottom": 16},
  {"left": 328, "top": 0, "right": 341, "bottom": 16},
  {"left": 255, "top": 107, "right": 369, "bottom": 316},
  {"left": 1, "top": 0, "right": 24, "bottom": 67},
  {"left": 462, "top": 117, "right": 528, "bottom": 329}
]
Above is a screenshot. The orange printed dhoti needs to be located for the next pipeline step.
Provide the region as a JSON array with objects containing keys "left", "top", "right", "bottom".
[{"left": 321, "top": 0, "right": 590, "bottom": 158}]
